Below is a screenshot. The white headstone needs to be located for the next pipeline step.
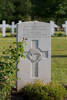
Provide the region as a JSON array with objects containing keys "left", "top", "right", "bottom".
[
  {"left": 11, "top": 22, "right": 16, "bottom": 35},
  {"left": 0, "top": 20, "right": 11, "bottom": 37},
  {"left": 17, "top": 21, "right": 51, "bottom": 91},
  {"left": 18, "top": 20, "right": 22, "bottom": 24},
  {"left": 50, "top": 21, "right": 58, "bottom": 35},
  {"left": 62, "top": 21, "right": 67, "bottom": 35},
  {"left": 2, "top": 20, "right": 6, "bottom": 37}
]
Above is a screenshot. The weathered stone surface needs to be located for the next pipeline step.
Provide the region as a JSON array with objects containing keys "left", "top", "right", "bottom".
[{"left": 16, "top": 21, "right": 51, "bottom": 91}]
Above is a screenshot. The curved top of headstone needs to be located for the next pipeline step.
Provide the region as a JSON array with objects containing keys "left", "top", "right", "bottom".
[
  {"left": 22, "top": 21, "right": 50, "bottom": 26},
  {"left": 17, "top": 21, "right": 51, "bottom": 42}
]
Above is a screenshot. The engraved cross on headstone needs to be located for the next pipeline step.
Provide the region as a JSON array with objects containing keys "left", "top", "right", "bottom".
[
  {"left": 31, "top": 40, "right": 39, "bottom": 77},
  {"left": 25, "top": 40, "right": 48, "bottom": 77},
  {"left": 24, "top": 40, "right": 41, "bottom": 77}
]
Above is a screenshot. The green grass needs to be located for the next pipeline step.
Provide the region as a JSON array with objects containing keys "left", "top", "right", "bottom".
[
  {"left": 52, "top": 58, "right": 67, "bottom": 84},
  {"left": 52, "top": 37, "right": 67, "bottom": 84},
  {"left": 0, "top": 33, "right": 67, "bottom": 84},
  {"left": 52, "top": 37, "right": 67, "bottom": 56},
  {"left": 54, "top": 31, "right": 64, "bottom": 35},
  {"left": 0, "top": 33, "right": 16, "bottom": 56}
]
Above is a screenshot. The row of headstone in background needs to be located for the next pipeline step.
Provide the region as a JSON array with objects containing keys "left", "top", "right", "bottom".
[
  {"left": 62, "top": 21, "right": 67, "bottom": 35},
  {"left": 0, "top": 20, "right": 22, "bottom": 37},
  {"left": 0, "top": 20, "right": 67, "bottom": 37},
  {"left": 0, "top": 20, "right": 59, "bottom": 37},
  {"left": 50, "top": 21, "right": 67, "bottom": 36},
  {"left": 50, "top": 21, "right": 59, "bottom": 35}
]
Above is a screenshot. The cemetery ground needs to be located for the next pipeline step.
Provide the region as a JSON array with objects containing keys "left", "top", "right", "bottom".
[
  {"left": 0, "top": 33, "right": 67, "bottom": 84},
  {"left": 0, "top": 33, "right": 67, "bottom": 99}
]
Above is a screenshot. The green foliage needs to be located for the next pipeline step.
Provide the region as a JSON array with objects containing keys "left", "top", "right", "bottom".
[
  {"left": 31, "top": 0, "right": 63, "bottom": 18},
  {"left": 0, "top": 0, "right": 67, "bottom": 24},
  {"left": 22, "top": 80, "right": 49, "bottom": 100},
  {"left": 22, "top": 81, "right": 66, "bottom": 100},
  {"left": 8, "top": 0, "right": 32, "bottom": 22},
  {"left": 43, "top": 81, "right": 66, "bottom": 100},
  {"left": 0, "top": 0, "right": 15, "bottom": 23},
  {"left": 54, "top": 32, "right": 66, "bottom": 37},
  {"left": 0, "top": 40, "right": 25, "bottom": 100},
  {"left": 55, "top": 1, "right": 67, "bottom": 24}
]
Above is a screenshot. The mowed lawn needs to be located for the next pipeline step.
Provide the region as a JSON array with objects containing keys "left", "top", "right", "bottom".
[
  {"left": 0, "top": 33, "right": 67, "bottom": 84},
  {"left": 0, "top": 33, "right": 16, "bottom": 56},
  {"left": 52, "top": 37, "right": 67, "bottom": 84}
]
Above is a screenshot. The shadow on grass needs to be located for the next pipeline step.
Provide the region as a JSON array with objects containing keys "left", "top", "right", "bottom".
[
  {"left": 0, "top": 34, "right": 16, "bottom": 38},
  {"left": 52, "top": 55, "right": 67, "bottom": 58}
]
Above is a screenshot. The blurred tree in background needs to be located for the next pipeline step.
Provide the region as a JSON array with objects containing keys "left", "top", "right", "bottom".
[
  {"left": 0, "top": 0, "right": 67, "bottom": 25},
  {"left": 0, "top": 0, "right": 15, "bottom": 23}
]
